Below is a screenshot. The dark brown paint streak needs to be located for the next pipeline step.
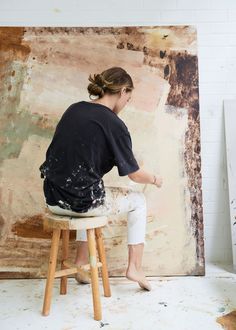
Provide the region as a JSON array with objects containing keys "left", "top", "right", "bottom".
[{"left": 11, "top": 214, "right": 76, "bottom": 240}]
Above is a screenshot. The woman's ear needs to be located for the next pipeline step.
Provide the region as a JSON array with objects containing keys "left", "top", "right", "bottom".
[{"left": 121, "top": 86, "right": 127, "bottom": 94}]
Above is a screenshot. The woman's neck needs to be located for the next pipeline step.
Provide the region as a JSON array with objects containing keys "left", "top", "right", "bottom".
[{"left": 91, "top": 95, "right": 120, "bottom": 110}]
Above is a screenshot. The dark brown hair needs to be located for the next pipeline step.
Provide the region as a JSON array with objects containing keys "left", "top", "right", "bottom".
[{"left": 87, "top": 67, "right": 134, "bottom": 99}]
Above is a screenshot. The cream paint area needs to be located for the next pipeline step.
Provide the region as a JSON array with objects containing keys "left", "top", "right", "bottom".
[
  {"left": 103, "top": 84, "right": 196, "bottom": 275},
  {"left": 151, "top": 102, "right": 195, "bottom": 274}
]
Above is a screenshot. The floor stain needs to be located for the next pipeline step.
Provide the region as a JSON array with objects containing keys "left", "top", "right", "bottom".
[{"left": 100, "top": 321, "right": 110, "bottom": 328}]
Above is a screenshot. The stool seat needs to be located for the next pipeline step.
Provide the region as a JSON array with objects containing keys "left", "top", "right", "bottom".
[
  {"left": 43, "top": 209, "right": 108, "bottom": 230},
  {"left": 41, "top": 208, "right": 111, "bottom": 321}
]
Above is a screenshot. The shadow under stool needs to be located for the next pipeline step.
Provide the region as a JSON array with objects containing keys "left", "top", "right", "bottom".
[{"left": 42, "top": 209, "right": 111, "bottom": 321}]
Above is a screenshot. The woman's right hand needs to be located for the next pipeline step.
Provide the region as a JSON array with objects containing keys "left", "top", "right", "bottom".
[
  {"left": 128, "top": 168, "right": 163, "bottom": 187},
  {"left": 152, "top": 174, "right": 163, "bottom": 188}
]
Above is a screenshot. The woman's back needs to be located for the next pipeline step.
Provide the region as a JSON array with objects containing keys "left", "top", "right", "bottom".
[{"left": 39, "top": 101, "right": 139, "bottom": 212}]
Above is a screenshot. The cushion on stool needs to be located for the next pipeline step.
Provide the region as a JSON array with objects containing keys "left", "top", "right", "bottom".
[{"left": 43, "top": 209, "right": 108, "bottom": 230}]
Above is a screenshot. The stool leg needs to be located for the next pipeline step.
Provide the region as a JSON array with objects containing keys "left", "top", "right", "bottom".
[
  {"left": 95, "top": 227, "right": 111, "bottom": 297},
  {"left": 42, "top": 228, "right": 61, "bottom": 316},
  {"left": 60, "top": 229, "right": 70, "bottom": 295},
  {"left": 87, "top": 228, "right": 102, "bottom": 321}
]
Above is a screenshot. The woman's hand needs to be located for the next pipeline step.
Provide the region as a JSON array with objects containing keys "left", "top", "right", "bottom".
[
  {"left": 152, "top": 174, "right": 163, "bottom": 188},
  {"left": 128, "top": 168, "right": 163, "bottom": 187}
]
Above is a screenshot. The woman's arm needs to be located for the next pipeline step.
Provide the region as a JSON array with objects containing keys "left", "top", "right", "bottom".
[{"left": 128, "top": 168, "right": 163, "bottom": 187}]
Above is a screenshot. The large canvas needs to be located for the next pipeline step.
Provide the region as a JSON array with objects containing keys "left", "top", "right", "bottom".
[{"left": 0, "top": 26, "right": 204, "bottom": 277}]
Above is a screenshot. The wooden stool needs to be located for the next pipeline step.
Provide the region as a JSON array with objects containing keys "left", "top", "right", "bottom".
[{"left": 42, "top": 209, "right": 111, "bottom": 321}]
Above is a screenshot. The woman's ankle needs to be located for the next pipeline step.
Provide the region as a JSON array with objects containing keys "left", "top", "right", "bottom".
[{"left": 75, "top": 241, "right": 89, "bottom": 265}]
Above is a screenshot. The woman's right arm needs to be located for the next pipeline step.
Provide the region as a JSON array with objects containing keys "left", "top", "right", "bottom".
[{"left": 128, "top": 168, "right": 163, "bottom": 187}]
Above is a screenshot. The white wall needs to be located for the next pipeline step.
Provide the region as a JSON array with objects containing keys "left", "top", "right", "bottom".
[{"left": 0, "top": 0, "right": 235, "bottom": 264}]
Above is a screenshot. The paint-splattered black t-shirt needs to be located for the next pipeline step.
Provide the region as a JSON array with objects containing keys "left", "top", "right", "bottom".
[{"left": 39, "top": 101, "right": 139, "bottom": 213}]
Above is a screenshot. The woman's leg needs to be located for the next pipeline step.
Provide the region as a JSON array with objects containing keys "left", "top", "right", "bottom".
[
  {"left": 47, "top": 188, "right": 150, "bottom": 290},
  {"left": 121, "top": 190, "right": 151, "bottom": 290},
  {"left": 126, "top": 243, "right": 151, "bottom": 290},
  {"left": 75, "top": 186, "right": 151, "bottom": 290},
  {"left": 46, "top": 204, "right": 89, "bottom": 264}
]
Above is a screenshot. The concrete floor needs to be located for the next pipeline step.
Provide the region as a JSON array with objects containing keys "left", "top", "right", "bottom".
[{"left": 0, "top": 263, "right": 236, "bottom": 330}]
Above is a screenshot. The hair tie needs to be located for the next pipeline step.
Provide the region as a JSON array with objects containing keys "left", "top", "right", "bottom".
[{"left": 97, "top": 82, "right": 106, "bottom": 89}]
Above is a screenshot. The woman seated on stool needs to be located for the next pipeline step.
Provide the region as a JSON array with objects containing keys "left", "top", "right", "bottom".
[{"left": 39, "top": 66, "right": 163, "bottom": 291}]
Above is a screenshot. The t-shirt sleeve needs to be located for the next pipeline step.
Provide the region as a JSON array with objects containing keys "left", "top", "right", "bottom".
[{"left": 110, "top": 131, "right": 140, "bottom": 176}]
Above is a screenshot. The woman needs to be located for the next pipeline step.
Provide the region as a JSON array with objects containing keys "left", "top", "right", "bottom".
[{"left": 39, "top": 67, "right": 163, "bottom": 291}]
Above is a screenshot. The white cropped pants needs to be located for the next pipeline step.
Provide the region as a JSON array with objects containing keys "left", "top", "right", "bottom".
[{"left": 47, "top": 186, "right": 147, "bottom": 245}]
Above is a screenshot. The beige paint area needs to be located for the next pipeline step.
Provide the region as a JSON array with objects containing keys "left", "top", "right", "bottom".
[
  {"left": 19, "top": 28, "right": 196, "bottom": 116},
  {"left": 0, "top": 28, "right": 196, "bottom": 276},
  {"left": 140, "top": 25, "right": 197, "bottom": 54},
  {"left": 104, "top": 100, "right": 196, "bottom": 275}
]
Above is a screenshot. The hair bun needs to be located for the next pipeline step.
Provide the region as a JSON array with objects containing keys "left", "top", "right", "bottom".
[
  {"left": 87, "top": 73, "right": 106, "bottom": 98},
  {"left": 94, "top": 74, "right": 106, "bottom": 89},
  {"left": 87, "top": 67, "right": 134, "bottom": 100}
]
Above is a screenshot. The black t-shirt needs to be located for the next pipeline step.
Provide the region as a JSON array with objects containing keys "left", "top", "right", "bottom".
[{"left": 39, "top": 101, "right": 139, "bottom": 212}]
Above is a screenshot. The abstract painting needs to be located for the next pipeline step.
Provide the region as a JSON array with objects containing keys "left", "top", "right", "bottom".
[{"left": 0, "top": 26, "right": 204, "bottom": 278}]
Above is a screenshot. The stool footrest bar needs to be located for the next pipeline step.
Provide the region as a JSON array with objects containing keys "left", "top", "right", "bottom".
[{"left": 54, "top": 261, "right": 102, "bottom": 278}]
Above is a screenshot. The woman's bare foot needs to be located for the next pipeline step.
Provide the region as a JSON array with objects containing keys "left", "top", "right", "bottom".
[
  {"left": 74, "top": 259, "right": 91, "bottom": 284},
  {"left": 126, "top": 265, "right": 151, "bottom": 291}
]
